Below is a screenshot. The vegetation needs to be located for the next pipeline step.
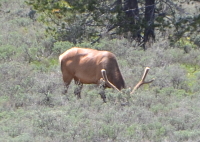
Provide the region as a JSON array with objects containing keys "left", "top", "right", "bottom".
[
  {"left": 26, "top": 0, "right": 200, "bottom": 49},
  {"left": 0, "top": 0, "right": 200, "bottom": 141}
]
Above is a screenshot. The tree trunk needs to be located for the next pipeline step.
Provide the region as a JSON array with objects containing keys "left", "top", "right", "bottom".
[
  {"left": 143, "top": 0, "right": 155, "bottom": 50},
  {"left": 124, "top": 0, "right": 139, "bottom": 19},
  {"left": 122, "top": 0, "right": 140, "bottom": 39}
]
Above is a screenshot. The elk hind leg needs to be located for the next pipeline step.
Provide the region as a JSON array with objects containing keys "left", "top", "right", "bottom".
[
  {"left": 74, "top": 79, "right": 83, "bottom": 99},
  {"left": 62, "top": 74, "right": 73, "bottom": 94}
]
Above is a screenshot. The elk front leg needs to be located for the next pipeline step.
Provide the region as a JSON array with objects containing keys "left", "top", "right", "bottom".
[
  {"left": 63, "top": 83, "right": 69, "bottom": 94},
  {"left": 98, "top": 78, "right": 107, "bottom": 103}
]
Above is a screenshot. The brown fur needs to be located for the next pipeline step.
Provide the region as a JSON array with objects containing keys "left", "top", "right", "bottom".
[{"left": 59, "top": 47, "right": 125, "bottom": 98}]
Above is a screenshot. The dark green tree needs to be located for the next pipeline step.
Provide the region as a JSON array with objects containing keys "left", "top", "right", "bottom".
[{"left": 26, "top": 0, "right": 200, "bottom": 48}]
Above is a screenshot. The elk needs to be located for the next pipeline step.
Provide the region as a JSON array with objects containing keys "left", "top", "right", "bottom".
[{"left": 59, "top": 47, "right": 154, "bottom": 102}]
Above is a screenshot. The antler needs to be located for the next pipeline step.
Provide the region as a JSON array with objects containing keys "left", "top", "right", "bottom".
[
  {"left": 130, "top": 67, "right": 154, "bottom": 94},
  {"left": 101, "top": 67, "right": 154, "bottom": 94},
  {"left": 101, "top": 69, "right": 121, "bottom": 92}
]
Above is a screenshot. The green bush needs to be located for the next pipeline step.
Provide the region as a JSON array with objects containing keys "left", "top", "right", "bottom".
[
  {"left": 193, "top": 34, "right": 200, "bottom": 47},
  {"left": 53, "top": 41, "right": 75, "bottom": 55},
  {"left": 0, "top": 45, "right": 20, "bottom": 61}
]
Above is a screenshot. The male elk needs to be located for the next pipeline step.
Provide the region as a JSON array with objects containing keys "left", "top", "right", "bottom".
[{"left": 59, "top": 47, "right": 153, "bottom": 102}]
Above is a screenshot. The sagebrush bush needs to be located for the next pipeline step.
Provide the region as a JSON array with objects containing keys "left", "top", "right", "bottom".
[
  {"left": 152, "top": 64, "right": 188, "bottom": 91},
  {"left": 53, "top": 41, "right": 75, "bottom": 55},
  {"left": 194, "top": 34, "right": 200, "bottom": 47},
  {"left": 182, "top": 49, "right": 200, "bottom": 67}
]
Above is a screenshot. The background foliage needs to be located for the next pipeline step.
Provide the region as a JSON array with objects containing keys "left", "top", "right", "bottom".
[
  {"left": 26, "top": 0, "right": 200, "bottom": 49},
  {"left": 1, "top": 0, "right": 200, "bottom": 141}
]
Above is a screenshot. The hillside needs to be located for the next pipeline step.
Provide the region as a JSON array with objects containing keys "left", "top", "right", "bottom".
[{"left": 1, "top": 0, "right": 200, "bottom": 141}]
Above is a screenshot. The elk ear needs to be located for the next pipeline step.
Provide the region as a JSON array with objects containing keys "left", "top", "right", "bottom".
[
  {"left": 130, "top": 67, "right": 154, "bottom": 94},
  {"left": 101, "top": 69, "right": 121, "bottom": 92}
]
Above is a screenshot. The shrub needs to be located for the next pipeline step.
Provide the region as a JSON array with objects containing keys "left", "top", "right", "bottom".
[
  {"left": 193, "top": 34, "right": 200, "bottom": 47},
  {"left": 53, "top": 41, "right": 75, "bottom": 55},
  {"left": 174, "top": 130, "right": 200, "bottom": 141},
  {"left": 0, "top": 45, "right": 20, "bottom": 62},
  {"left": 152, "top": 64, "right": 188, "bottom": 90},
  {"left": 181, "top": 49, "right": 200, "bottom": 67},
  {"left": 191, "top": 71, "right": 200, "bottom": 93}
]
